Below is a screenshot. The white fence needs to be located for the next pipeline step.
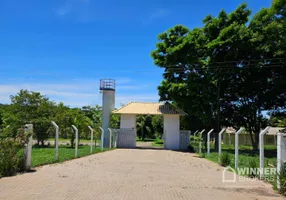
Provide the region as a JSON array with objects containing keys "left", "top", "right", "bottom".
[
  {"left": 111, "top": 128, "right": 120, "bottom": 148},
  {"left": 117, "top": 128, "right": 136, "bottom": 148}
]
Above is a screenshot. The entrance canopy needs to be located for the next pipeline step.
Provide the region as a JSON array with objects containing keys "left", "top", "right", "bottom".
[
  {"left": 112, "top": 102, "right": 188, "bottom": 150},
  {"left": 112, "top": 102, "right": 186, "bottom": 115}
]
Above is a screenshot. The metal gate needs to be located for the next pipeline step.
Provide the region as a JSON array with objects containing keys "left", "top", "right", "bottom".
[
  {"left": 180, "top": 130, "right": 191, "bottom": 150},
  {"left": 117, "top": 128, "right": 136, "bottom": 148}
]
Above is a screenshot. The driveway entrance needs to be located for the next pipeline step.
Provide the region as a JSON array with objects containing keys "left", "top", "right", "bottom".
[{"left": 0, "top": 149, "right": 283, "bottom": 200}]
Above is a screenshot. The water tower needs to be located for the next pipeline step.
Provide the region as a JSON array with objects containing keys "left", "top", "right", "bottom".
[{"left": 100, "top": 79, "right": 115, "bottom": 148}]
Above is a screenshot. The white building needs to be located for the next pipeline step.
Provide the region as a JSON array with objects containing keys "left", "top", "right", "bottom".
[{"left": 112, "top": 102, "right": 188, "bottom": 150}]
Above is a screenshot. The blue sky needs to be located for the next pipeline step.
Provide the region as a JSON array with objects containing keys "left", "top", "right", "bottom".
[{"left": 0, "top": 0, "right": 272, "bottom": 108}]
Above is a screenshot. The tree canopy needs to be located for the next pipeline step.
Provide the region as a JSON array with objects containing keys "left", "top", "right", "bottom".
[
  {"left": 151, "top": 0, "right": 286, "bottom": 150},
  {"left": 0, "top": 90, "right": 120, "bottom": 146}
]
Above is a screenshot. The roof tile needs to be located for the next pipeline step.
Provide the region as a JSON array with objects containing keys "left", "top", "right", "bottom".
[{"left": 112, "top": 102, "right": 186, "bottom": 115}]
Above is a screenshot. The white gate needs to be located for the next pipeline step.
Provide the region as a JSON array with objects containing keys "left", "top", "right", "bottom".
[
  {"left": 117, "top": 128, "right": 136, "bottom": 148},
  {"left": 180, "top": 130, "right": 191, "bottom": 150}
]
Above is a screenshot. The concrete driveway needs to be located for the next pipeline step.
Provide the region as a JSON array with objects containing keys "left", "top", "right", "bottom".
[{"left": 0, "top": 149, "right": 283, "bottom": 200}]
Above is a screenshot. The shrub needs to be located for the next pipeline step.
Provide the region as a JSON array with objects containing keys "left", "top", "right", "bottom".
[
  {"left": 220, "top": 152, "right": 231, "bottom": 167},
  {"left": 248, "top": 158, "right": 258, "bottom": 177},
  {"left": 0, "top": 129, "right": 29, "bottom": 178},
  {"left": 200, "top": 153, "right": 205, "bottom": 158},
  {"left": 154, "top": 138, "right": 163, "bottom": 145},
  {"left": 0, "top": 138, "right": 25, "bottom": 177},
  {"left": 188, "top": 145, "right": 195, "bottom": 152},
  {"left": 278, "top": 163, "right": 286, "bottom": 195},
  {"left": 190, "top": 135, "right": 200, "bottom": 142}
]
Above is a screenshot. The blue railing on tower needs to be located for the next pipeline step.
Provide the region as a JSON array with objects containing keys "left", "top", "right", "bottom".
[{"left": 100, "top": 79, "right": 115, "bottom": 91}]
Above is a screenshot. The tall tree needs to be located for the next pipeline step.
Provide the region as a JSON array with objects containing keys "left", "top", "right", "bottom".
[
  {"left": 82, "top": 105, "right": 119, "bottom": 139},
  {"left": 151, "top": 115, "right": 163, "bottom": 138},
  {"left": 0, "top": 104, "right": 8, "bottom": 130},
  {"left": 2, "top": 90, "right": 56, "bottom": 144},
  {"left": 54, "top": 105, "right": 90, "bottom": 148},
  {"left": 151, "top": 0, "right": 286, "bottom": 150},
  {"left": 136, "top": 115, "right": 153, "bottom": 140}
]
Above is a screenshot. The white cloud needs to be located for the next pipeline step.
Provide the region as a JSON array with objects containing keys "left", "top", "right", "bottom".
[
  {"left": 0, "top": 82, "right": 98, "bottom": 107},
  {"left": 0, "top": 79, "right": 159, "bottom": 108}
]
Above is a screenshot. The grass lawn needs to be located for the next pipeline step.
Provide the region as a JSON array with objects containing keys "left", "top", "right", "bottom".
[
  {"left": 191, "top": 142, "right": 277, "bottom": 187},
  {"left": 191, "top": 142, "right": 277, "bottom": 167},
  {"left": 32, "top": 145, "right": 110, "bottom": 167},
  {"left": 136, "top": 137, "right": 157, "bottom": 142},
  {"left": 152, "top": 139, "right": 164, "bottom": 147}
]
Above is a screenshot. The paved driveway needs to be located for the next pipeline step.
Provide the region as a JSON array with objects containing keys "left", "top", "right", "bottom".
[{"left": 0, "top": 149, "right": 283, "bottom": 200}]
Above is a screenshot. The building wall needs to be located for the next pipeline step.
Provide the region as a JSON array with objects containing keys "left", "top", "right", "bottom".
[
  {"left": 120, "top": 114, "right": 136, "bottom": 129},
  {"left": 118, "top": 114, "right": 137, "bottom": 148},
  {"left": 164, "top": 115, "right": 180, "bottom": 150},
  {"left": 223, "top": 133, "right": 276, "bottom": 146}
]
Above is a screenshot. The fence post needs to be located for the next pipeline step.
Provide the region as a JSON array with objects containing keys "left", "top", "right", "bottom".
[
  {"left": 235, "top": 127, "right": 244, "bottom": 170},
  {"left": 72, "top": 125, "right": 78, "bottom": 158},
  {"left": 218, "top": 128, "right": 226, "bottom": 161},
  {"left": 207, "top": 129, "right": 214, "bottom": 156},
  {"left": 193, "top": 130, "right": 198, "bottom": 143},
  {"left": 51, "top": 121, "right": 59, "bottom": 161},
  {"left": 99, "top": 127, "right": 104, "bottom": 152},
  {"left": 259, "top": 126, "right": 270, "bottom": 179},
  {"left": 108, "top": 128, "right": 112, "bottom": 148},
  {"left": 114, "top": 129, "right": 118, "bottom": 148},
  {"left": 24, "top": 124, "right": 33, "bottom": 170},
  {"left": 88, "top": 126, "right": 93, "bottom": 154},
  {"left": 199, "top": 129, "right": 205, "bottom": 154}
]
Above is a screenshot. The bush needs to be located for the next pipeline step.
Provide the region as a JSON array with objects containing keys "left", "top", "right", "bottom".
[
  {"left": 248, "top": 158, "right": 258, "bottom": 177},
  {"left": 220, "top": 152, "right": 231, "bottom": 167},
  {"left": 0, "top": 129, "right": 30, "bottom": 178},
  {"left": 278, "top": 163, "right": 286, "bottom": 195},
  {"left": 154, "top": 138, "right": 163, "bottom": 145},
  {"left": 200, "top": 153, "right": 205, "bottom": 158},
  {"left": 188, "top": 145, "right": 195, "bottom": 152},
  {"left": 0, "top": 138, "right": 25, "bottom": 177}
]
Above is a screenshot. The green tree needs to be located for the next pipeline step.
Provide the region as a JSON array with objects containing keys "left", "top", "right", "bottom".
[
  {"left": 54, "top": 105, "right": 89, "bottom": 148},
  {"left": 82, "top": 105, "right": 119, "bottom": 140},
  {"left": 2, "top": 90, "right": 56, "bottom": 144},
  {"left": 82, "top": 105, "right": 101, "bottom": 139},
  {"left": 151, "top": 0, "right": 286, "bottom": 151},
  {"left": 136, "top": 115, "right": 153, "bottom": 140},
  {"left": 269, "top": 112, "right": 286, "bottom": 127},
  {"left": 0, "top": 104, "right": 8, "bottom": 130},
  {"left": 151, "top": 115, "right": 163, "bottom": 138}
]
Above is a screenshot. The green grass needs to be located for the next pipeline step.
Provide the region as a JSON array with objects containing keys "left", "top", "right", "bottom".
[
  {"left": 152, "top": 138, "right": 164, "bottom": 147},
  {"left": 32, "top": 145, "right": 111, "bottom": 167},
  {"left": 191, "top": 142, "right": 277, "bottom": 186},
  {"left": 191, "top": 142, "right": 277, "bottom": 168},
  {"left": 136, "top": 137, "right": 156, "bottom": 142}
]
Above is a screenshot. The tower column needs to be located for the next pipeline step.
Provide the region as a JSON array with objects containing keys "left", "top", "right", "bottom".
[{"left": 100, "top": 79, "right": 115, "bottom": 148}]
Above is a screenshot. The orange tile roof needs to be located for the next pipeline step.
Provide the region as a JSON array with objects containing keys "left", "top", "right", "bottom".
[{"left": 112, "top": 102, "right": 186, "bottom": 115}]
